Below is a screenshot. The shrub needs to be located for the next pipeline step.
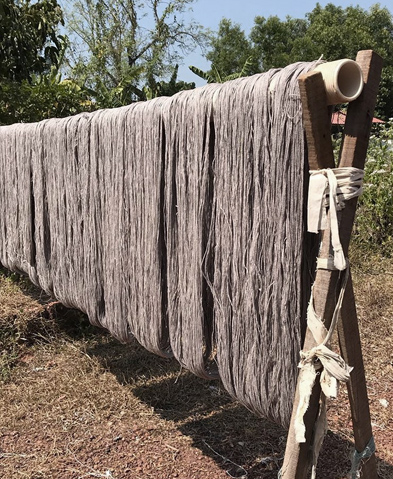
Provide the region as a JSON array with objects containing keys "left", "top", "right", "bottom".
[{"left": 352, "top": 120, "right": 393, "bottom": 257}]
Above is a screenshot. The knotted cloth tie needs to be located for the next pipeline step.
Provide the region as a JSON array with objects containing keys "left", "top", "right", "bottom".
[
  {"left": 293, "top": 167, "right": 365, "bottom": 479},
  {"left": 294, "top": 266, "right": 353, "bottom": 440},
  {"left": 307, "top": 167, "right": 364, "bottom": 270}
]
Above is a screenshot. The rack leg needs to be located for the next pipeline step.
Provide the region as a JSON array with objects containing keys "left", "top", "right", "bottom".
[{"left": 338, "top": 272, "right": 377, "bottom": 478}]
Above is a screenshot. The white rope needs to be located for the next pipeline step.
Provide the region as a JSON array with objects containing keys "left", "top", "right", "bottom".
[
  {"left": 316, "top": 256, "right": 336, "bottom": 270},
  {"left": 307, "top": 167, "right": 364, "bottom": 270}
]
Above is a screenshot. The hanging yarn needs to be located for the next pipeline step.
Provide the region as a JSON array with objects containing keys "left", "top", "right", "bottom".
[
  {"left": 208, "top": 62, "right": 320, "bottom": 427},
  {"left": 0, "top": 60, "right": 321, "bottom": 428},
  {"left": 163, "top": 84, "right": 222, "bottom": 378},
  {"left": 0, "top": 122, "right": 38, "bottom": 279}
]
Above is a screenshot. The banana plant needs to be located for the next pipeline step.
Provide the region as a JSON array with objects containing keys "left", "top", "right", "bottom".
[{"left": 189, "top": 56, "right": 255, "bottom": 83}]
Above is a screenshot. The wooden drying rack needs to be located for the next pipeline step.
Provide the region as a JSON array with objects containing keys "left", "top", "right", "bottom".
[{"left": 282, "top": 50, "right": 383, "bottom": 479}]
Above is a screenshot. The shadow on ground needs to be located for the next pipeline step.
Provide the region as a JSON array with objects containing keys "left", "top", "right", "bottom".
[
  {"left": 86, "top": 336, "right": 393, "bottom": 479},
  {"left": 3, "top": 268, "right": 390, "bottom": 479}
]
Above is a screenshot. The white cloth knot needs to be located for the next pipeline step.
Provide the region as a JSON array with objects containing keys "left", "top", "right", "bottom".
[
  {"left": 307, "top": 167, "right": 364, "bottom": 270},
  {"left": 300, "top": 344, "right": 353, "bottom": 392},
  {"left": 295, "top": 344, "right": 353, "bottom": 444},
  {"left": 294, "top": 266, "right": 353, "bottom": 446}
]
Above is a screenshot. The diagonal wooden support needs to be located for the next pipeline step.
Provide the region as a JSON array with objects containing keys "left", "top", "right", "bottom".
[
  {"left": 281, "top": 50, "right": 382, "bottom": 479},
  {"left": 281, "top": 68, "right": 336, "bottom": 479},
  {"left": 335, "top": 49, "right": 383, "bottom": 479}
]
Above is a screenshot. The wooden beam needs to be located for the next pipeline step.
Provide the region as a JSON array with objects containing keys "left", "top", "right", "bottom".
[
  {"left": 335, "top": 49, "right": 383, "bottom": 479},
  {"left": 340, "top": 50, "right": 384, "bottom": 169},
  {"left": 338, "top": 276, "right": 377, "bottom": 478},
  {"left": 281, "top": 70, "right": 336, "bottom": 479},
  {"left": 297, "top": 70, "right": 335, "bottom": 170}
]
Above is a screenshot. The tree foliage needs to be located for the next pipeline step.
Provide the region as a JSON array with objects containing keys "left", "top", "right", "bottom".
[
  {"left": 250, "top": 16, "right": 309, "bottom": 71},
  {"left": 189, "top": 56, "right": 255, "bottom": 83},
  {"left": 0, "top": 0, "right": 65, "bottom": 82},
  {"left": 204, "top": 19, "right": 258, "bottom": 79},
  {"left": 206, "top": 3, "right": 393, "bottom": 118},
  {"left": 0, "top": 79, "right": 93, "bottom": 124},
  {"left": 0, "top": 0, "right": 93, "bottom": 124},
  {"left": 143, "top": 65, "right": 195, "bottom": 100},
  {"left": 352, "top": 121, "right": 393, "bottom": 257},
  {"left": 66, "top": 0, "right": 205, "bottom": 105}
]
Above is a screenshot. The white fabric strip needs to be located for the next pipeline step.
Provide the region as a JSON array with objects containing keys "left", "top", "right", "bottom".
[
  {"left": 316, "top": 256, "right": 336, "bottom": 270},
  {"left": 295, "top": 266, "right": 353, "bottom": 452},
  {"left": 294, "top": 167, "right": 364, "bottom": 476},
  {"left": 307, "top": 167, "right": 364, "bottom": 270}
]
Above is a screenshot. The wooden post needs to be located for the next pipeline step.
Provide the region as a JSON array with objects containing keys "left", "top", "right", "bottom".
[
  {"left": 281, "top": 69, "right": 337, "bottom": 479},
  {"left": 281, "top": 50, "right": 382, "bottom": 479},
  {"left": 335, "top": 49, "right": 383, "bottom": 479}
]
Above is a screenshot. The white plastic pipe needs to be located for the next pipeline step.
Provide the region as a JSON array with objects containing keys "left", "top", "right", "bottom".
[{"left": 313, "top": 59, "right": 364, "bottom": 105}]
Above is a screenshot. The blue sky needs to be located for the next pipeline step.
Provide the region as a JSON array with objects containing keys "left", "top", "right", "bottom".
[{"left": 180, "top": 0, "right": 389, "bottom": 84}]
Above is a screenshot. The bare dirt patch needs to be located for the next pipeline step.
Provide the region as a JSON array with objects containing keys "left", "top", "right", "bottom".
[{"left": 0, "top": 263, "right": 392, "bottom": 478}]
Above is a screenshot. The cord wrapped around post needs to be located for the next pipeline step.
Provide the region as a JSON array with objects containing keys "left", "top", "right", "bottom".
[{"left": 349, "top": 436, "right": 376, "bottom": 479}]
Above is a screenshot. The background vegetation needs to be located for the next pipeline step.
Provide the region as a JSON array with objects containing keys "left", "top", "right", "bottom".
[
  {"left": 352, "top": 121, "right": 393, "bottom": 258},
  {"left": 206, "top": 4, "right": 393, "bottom": 118}
]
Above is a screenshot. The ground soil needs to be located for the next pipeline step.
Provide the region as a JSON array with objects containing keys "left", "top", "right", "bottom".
[{"left": 0, "top": 261, "right": 392, "bottom": 479}]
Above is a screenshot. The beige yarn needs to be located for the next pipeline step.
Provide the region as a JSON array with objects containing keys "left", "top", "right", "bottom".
[{"left": 0, "top": 61, "right": 322, "bottom": 429}]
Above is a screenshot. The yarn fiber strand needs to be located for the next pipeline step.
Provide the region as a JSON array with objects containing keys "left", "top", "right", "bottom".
[{"left": 0, "top": 61, "right": 320, "bottom": 429}]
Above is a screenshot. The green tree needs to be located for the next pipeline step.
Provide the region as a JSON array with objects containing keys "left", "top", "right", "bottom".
[
  {"left": 250, "top": 4, "right": 393, "bottom": 72},
  {"left": 249, "top": 15, "right": 309, "bottom": 71},
  {"left": 0, "top": 1, "right": 94, "bottom": 124},
  {"left": 205, "top": 19, "right": 258, "bottom": 79},
  {"left": 0, "top": 79, "right": 93, "bottom": 125},
  {"left": 206, "top": 4, "right": 393, "bottom": 118},
  {"left": 0, "top": 0, "right": 65, "bottom": 82},
  {"left": 66, "top": 0, "right": 205, "bottom": 105}
]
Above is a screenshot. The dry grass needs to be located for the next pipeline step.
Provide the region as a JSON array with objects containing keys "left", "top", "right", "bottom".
[
  {"left": 0, "top": 261, "right": 392, "bottom": 478},
  {"left": 351, "top": 261, "right": 393, "bottom": 465}
]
